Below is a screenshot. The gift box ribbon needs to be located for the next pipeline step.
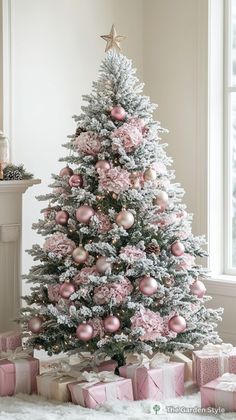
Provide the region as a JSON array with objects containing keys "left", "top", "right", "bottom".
[
  {"left": 68, "top": 351, "right": 110, "bottom": 370},
  {"left": 0, "top": 347, "right": 33, "bottom": 394},
  {"left": 215, "top": 373, "right": 236, "bottom": 411}
]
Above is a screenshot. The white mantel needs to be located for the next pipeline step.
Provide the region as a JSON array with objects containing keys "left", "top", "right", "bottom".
[{"left": 0, "top": 178, "right": 41, "bottom": 331}]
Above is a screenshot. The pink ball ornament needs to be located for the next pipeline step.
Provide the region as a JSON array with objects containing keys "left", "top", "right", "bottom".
[
  {"left": 110, "top": 106, "right": 126, "bottom": 121},
  {"left": 28, "top": 316, "right": 43, "bottom": 334},
  {"left": 59, "top": 166, "right": 74, "bottom": 177},
  {"left": 171, "top": 241, "right": 185, "bottom": 257},
  {"left": 69, "top": 174, "right": 83, "bottom": 188},
  {"left": 139, "top": 275, "right": 158, "bottom": 296},
  {"left": 76, "top": 205, "right": 95, "bottom": 224},
  {"left": 76, "top": 323, "right": 94, "bottom": 341},
  {"left": 55, "top": 210, "right": 69, "bottom": 225},
  {"left": 104, "top": 315, "right": 121, "bottom": 333},
  {"left": 116, "top": 210, "right": 134, "bottom": 230},
  {"left": 95, "top": 160, "right": 111, "bottom": 172},
  {"left": 96, "top": 256, "right": 112, "bottom": 274},
  {"left": 59, "top": 282, "right": 75, "bottom": 299},
  {"left": 190, "top": 279, "right": 206, "bottom": 298},
  {"left": 168, "top": 315, "right": 186, "bottom": 333},
  {"left": 144, "top": 168, "right": 157, "bottom": 182},
  {"left": 154, "top": 191, "right": 169, "bottom": 210},
  {"left": 72, "top": 246, "right": 88, "bottom": 264}
]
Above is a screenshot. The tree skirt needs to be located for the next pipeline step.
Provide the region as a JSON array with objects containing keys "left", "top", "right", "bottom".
[{"left": 0, "top": 392, "right": 233, "bottom": 420}]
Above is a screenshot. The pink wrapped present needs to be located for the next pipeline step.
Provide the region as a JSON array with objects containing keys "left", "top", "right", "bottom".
[
  {"left": 0, "top": 348, "right": 39, "bottom": 396},
  {"left": 0, "top": 331, "right": 22, "bottom": 352},
  {"left": 68, "top": 370, "right": 133, "bottom": 408},
  {"left": 119, "top": 352, "right": 184, "bottom": 401},
  {"left": 69, "top": 352, "right": 118, "bottom": 373},
  {"left": 170, "top": 351, "right": 192, "bottom": 382},
  {"left": 201, "top": 372, "right": 236, "bottom": 412},
  {"left": 193, "top": 343, "right": 236, "bottom": 387}
]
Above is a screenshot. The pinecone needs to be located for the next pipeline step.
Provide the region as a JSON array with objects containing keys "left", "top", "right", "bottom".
[
  {"left": 146, "top": 242, "right": 160, "bottom": 255},
  {"left": 3, "top": 169, "right": 22, "bottom": 180}
]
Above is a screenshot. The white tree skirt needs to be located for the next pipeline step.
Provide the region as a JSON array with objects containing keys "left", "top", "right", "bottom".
[{"left": 0, "top": 390, "right": 234, "bottom": 420}]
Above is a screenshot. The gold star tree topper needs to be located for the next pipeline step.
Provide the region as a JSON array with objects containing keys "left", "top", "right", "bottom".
[{"left": 101, "top": 25, "right": 126, "bottom": 52}]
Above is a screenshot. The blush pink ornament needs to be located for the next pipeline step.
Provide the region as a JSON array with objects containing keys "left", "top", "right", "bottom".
[
  {"left": 104, "top": 315, "right": 120, "bottom": 333},
  {"left": 75, "top": 131, "right": 101, "bottom": 156},
  {"left": 59, "top": 282, "right": 75, "bottom": 299},
  {"left": 98, "top": 166, "right": 131, "bottom": 195},
  {"left": 154, "top": 191, "right": 169, "bottom": 210},
  {"left": 112, "top": 123, "right": 142, "bottom": 152},
  {"left": 59, "top": 166, "right": 74, "bottom": 177},
  {"left": 96, "top": 256, "right": 112, "bottom": 274},
  {"left": 43, "top": 233, "right": 76, "bottom": 256},
  {"left": 144, "top": 168, "right": 157, "bottom": 182},
  {"left": 116, "top": 210, "right": 134, "bottom": 229},
  {"left": 76, "top": 205, "right": 95, "bottom": 224},
  {"left": 76, "top": 323, "right": 94, "bottom": 341},
  {"left": 190, "top": 279, "right": 206, "bottom": 298},
  {"left": 28, "top": 316, "right": 43, "bottom": 334},
  {"left": 110, "top": 105, "right": 126, "bottom": 121},
  {"left": 72, "top": 246, "right": 88, "bottom": 264},
  {"left": 95, "top": 160, "right": 111, "bottom": 172},
  {"left": 168, "top": 315, "right": 186, "bottom": 333},
  {"left": 139, "top": 275, "right": 158, "bottom": 296},
  {"left": 69, "top": 174, "right": 83, "bottom": 188},
  {"left": 171, "top": 241, "right": 185, "bottom": 256},
  {"left": 55, "top": 210, "right": 69, "bottom": 225}
]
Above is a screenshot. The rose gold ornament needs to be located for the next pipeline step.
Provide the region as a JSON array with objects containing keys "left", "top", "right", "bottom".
[
  {"left": 96, "top": 256, "right": 112, "bottom": 274},
  {"left": 104, "top": 315, "right": 120, "bottom": 333},
  {"left": 76, "top": 205, "right": 95, "bottom": 224},
  {"left": 59, "top": 282, "right": 75, "bottom": 299},
  {"left": 139, "top": 275, "right": 158, "bottom": 296},
  {"left": 171, "top": 241, "right": 185, "bottom": 257},
  {"left": 190, "top": 279, "right": 206, "bottom": 298},
  {"left": 110, "top": 106, "right": 126, "bottom": 121},
  {"left": 76, "top": 323, "right": 93, "bottom": 341},
  {"left": 55, "top": 210, "right": 69, "bottom": 225},
  {"left": 144, "top": 168, "right": 157, "bottom": 182},
  {"left": 69, "top": 174, "right": 83, "bottom": 188},
  {"left": 168, "top": 315, "right": 186, "bottom": 333},
  {"left": 95, "top": 160, "right": 111, "bottom": 171},
  {"left": 116, "top": 210, "right": 134, "bottom": 230},
  {"left": 59, "top": 166, "right": 74, "bottom": 177},
  {"left": 28, "top": 316, "right": 43, "bottom": 334},
  {"left": 72, "top": 246, "right": 88, "bottom": 264},
  {"left": 154, "top": 191, "right": 169, "bottom": 210}
]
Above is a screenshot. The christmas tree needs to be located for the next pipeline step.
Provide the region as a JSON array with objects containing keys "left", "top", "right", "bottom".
[{"left": 21, "top": 27, "right": 223, "bottom": 365}]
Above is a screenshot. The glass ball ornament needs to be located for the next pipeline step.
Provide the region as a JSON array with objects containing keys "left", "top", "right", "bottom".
[
  {"left": 28, "top": 316, "right": 43, "bottom": 334},
  {"left": 59, "top": 282, "right": 75, "bottom": 299},
  {"left": 139, "top": 275, "right": 158, "bottom": 296},
  {"left": 190, "top": 279, "right": 206, "bottom": 298},
  {"left": 72, "top": 246, "right": 88, "bottom": 264},
  {"left": 104, "top": 315, "right": 120, "bottom": 333},
  {"left": 76, "top": 205, "right": 95, "bottom": 224},
  {"left": 59, "top": 166, "right": 74, "bottom": 177},
  {"left": 154, "top": 191, "right": 169, "bottom": 210},
  {"left": 171, "top": 240, "right": 185, "bottom": 257},
  {"left": 116, "top": 210, "right": 134, "bottom": 230},
  {"left": 96, "top": 256, "right": 112, "bottom": 274},
  {"left": 168, "top": 315, "right": 186, "bottom": 333},
  {"left": 76, "top": 323, "right": 93, "bottom": 341},
  {"left": 55, "top": 210, "right": 69, "bottom": 225},
  {"left": 95, "top": 160, "right": 111, "bottom": 172},
  {"left": 110, "top": 106, "right": 126, "bottom": 121},
  {"left": 144, "top": 168, "right": 157, "bottom": 182},
  {"left": 69, "top": 174, "right": 83, "bottom": 188}
]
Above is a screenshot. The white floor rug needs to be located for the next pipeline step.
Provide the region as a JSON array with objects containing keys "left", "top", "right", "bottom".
[{"left": 0, "top": 390, "right": 234, "bottom": 420}]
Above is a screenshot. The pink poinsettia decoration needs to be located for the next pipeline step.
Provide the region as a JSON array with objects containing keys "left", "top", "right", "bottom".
[
  {"left": 128, "top": 117, "right": 146, "bottom": 134},
  {"left": 93, "top": 277, "right": 133, "bottom": 305},
  {"left": 73, "top": 266, "right": 97, "bottom": 285},
  {"left": 95, "top": 212, "right": 111, "bottom": 233},
  {"left": 176, "top": 253, "right": 195, "bottom": 271},
  {"left": 47, "top": 284, "right": 61, "bottom": 302},
  {"left": 88, "top": 318, "right": 105, "bottom": 338},
  {"left": 43, "top": 233, "right": 76, "bottom": 257},
  {"left": 120, "top": 245, "right": 145, "bottom": 262},
  {"left": 112, "top": 123, "right": 143, "bottom": 152},
  {"left": 75, "top": 131, "right": 101, "bottom": 156},
  {"left": 131, "top": 308, "right": 164, "bottom": 341},
  {"left": 98, "top": 166, "right": 131, "bottom": 194}
]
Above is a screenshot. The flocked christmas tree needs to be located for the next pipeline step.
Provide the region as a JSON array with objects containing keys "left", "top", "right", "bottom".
[{"left": 21, "top": 27, "right": 223, "bottom": 365}]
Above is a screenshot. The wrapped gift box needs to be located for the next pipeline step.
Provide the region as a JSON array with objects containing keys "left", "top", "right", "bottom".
[
  {"left": 36, "top": 371, "right": 79, "bottom": 402},
  {"left": 170, "top": 351, "right": 192, "bottom": 382},
  {"left": 68, "top": 372, "right": 133, "bottom": 408},
  {"left": 0, "top": 352, "right": 39, "bottom": 396},
  {"left": 119, "top": 359, "right": 184, "bottom": 401},
  {"left": 193, "top": 343, "right": 236, "bottom": 387},
  {"left": 0, "top": 331, "right": 22, "bottom": 352},
  {"left": 201, "top": 373, "right": 236, "bottom": 412}
]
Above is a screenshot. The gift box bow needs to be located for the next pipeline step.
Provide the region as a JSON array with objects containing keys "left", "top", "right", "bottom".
[
  {"left": 69, "top": 351, "right": 110, "bottom": 369},
  {"left": 216, "top": 373, "right": 236, "bottom": 392},
  {"left": 202, "top": 343, "right": 234, "bottom": 356},
  {"left": 125, "top": 352, "right": 170, "bottom": 369},
  {"left": 80, "top": 370, "right": 122, "bottom": 385},
  {"left": 0, "top": 347, "right": 32, "bottom": 361},
  {"left": 40, "top": 361, "right": 82, "bottom": 382}
]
